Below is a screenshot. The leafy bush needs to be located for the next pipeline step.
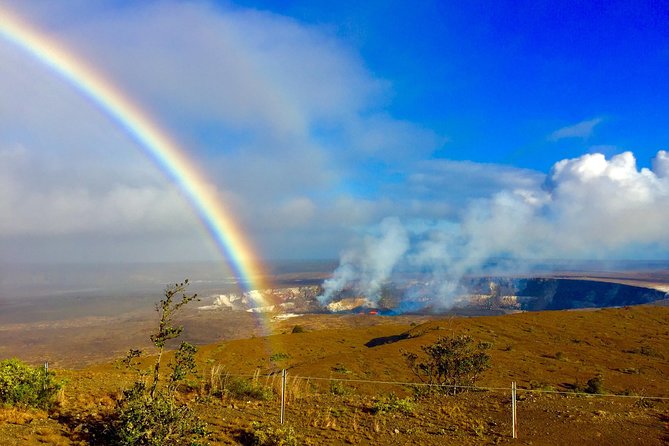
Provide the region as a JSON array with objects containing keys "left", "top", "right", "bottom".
[
  {"left": 584, "top": 375, "right": 605, "bottom": 395},
  {"left": 402, "top": 335, "right": 491, "bottom": 394},
  {"left": 270, "top": 352, "right": 290, "bottom": 362},
  {"left": 105, "top": 280, "right": 208, "bottom": 445},
  {"left": 329, "top": 380, "right": 351, "bottom": 396},
  {"left": 371, "top": 393, "right": 415, "bottom": 415},
  {"left": 106, "top": 382, "right": 206, "bottom": 446},
  {"left": 225, "top": 376, "right": 274, "bottom": 401},
  {"left": 239, "top": 421, "right": 298, "bottom": 446},
  {"left": 0, "top": 359, "right": 62, "bottom": 409}
]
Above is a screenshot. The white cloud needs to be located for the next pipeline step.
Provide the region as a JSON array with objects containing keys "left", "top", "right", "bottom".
[
  {"left": 652, "top": 150, "right": 669, "bottom": 178},
  {"left": 322, "top": 150, "right": 669, "bottom": 306},
  {"left": 0, "top": 1, "right": 446, "bottom": 261},
  {"left": 406, "top": 159, "right": 543, "bottom": 204},
  {"left": 0, "top": 146, "right": 199, "bottom": 236},
  {"left": 4, "top": 1, "right": 664, "bottom": 274},
  {"left": 548, "top": 117, "right": 603, "bottom": 141}
]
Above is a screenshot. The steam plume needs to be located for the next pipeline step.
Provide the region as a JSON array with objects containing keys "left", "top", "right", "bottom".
[
  {"left": 319, "top": 217, "right": 408, "bottom": 303},
  {"left": 320, "top": 150, "right": 669, "bottom": 308}
]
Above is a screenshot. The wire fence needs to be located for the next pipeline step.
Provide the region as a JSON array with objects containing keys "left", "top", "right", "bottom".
[
  {"left": 39, "top": 360, "right": 669, "bottom": 442},
  {"left": 205, "top": 367, "right": 669, "bottom": 441},
  {"left": 214, "top": 369, "right": 669, "bottom": 400}
]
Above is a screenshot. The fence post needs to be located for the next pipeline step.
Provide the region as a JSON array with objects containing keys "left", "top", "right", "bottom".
[
  {"left": 511, "top": 381, "right": 518, "bottom": 439},
  {"left": 43, "top": 361, "right": 49, "bottom": 391},
  {"left": 280, "top": 369, "right": 286, "bottom": 424}
]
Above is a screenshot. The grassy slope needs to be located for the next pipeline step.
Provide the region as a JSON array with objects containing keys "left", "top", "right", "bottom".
[
  {"left": 1, "top": 305, "right": 668, "bottom": 445},
  {"left": 205, "top": 306, "right": 669, "bottom": 395}
]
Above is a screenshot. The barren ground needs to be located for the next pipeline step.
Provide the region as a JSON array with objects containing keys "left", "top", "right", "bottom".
[{"left": 1, "top": 304, "right": 668, "bottom": 445}]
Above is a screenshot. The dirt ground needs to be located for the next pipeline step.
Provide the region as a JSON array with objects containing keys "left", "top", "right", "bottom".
[
  {"left": 1, "top": 388, "right": 667, "bottom": 445},
  {"left": 1, "top": 305, "right": 668, "bottom": 445}
]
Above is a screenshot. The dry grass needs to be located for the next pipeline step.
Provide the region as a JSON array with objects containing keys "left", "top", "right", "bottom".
[
  {"left": 0, "top": 408, "right": 46, "bottom": 425},
  {"left": 1, "top": 305, "right": 669, "bottom": 445}
]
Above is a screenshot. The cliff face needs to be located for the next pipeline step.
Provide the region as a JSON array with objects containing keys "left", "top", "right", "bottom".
[
  {"left": 516, "top": 278, "right": 667, "bottom": 310},
  {"left": 195, "top": 279, "right": 668, "bottom": 315}
]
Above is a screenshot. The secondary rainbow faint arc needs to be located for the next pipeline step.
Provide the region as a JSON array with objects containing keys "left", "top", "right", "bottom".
[{"left": 0, "top": 8, "right": 268, "bottom": 294}]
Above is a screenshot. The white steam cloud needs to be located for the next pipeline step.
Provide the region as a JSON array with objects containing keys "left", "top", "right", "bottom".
[
  {"left": 320, "top": 150, "right": 669, "bottom": 307},
  {"left": 320, "top": 217, "right": 409, "bottom": 303}
]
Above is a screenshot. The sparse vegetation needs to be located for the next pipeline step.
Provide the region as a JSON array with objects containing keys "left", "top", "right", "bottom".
[
  {"left": 371, "top": 393, "right": 415, "bottom": 415},
  {"left": 1, "top": 302, "right": 669, "bottom": 445},
  {"left": 584, "top": 375, "right": 605, "bottom": 395},
  {"left": 626, "top": 345, "right": 664, "bottom": 358},
  {"left": 402, "top": 335, "right": 491, "bottom": 394},
  {"left": 477, "top": 341, "right": 494, "bottom": 350},
  {"left": 270, "top": 352, "right": 290, "bottom": 362},
  {"left": 529, "top": 380, "right": 556, "bottom": 392},
  {"left": 239, "top": 421, "right": 299, "bottom": 446},
  {"left": 225, "top": 376, "right": 274, "bottom": 401},
  {"left": 0, "top": 359, "right": 62, "bottom": 409},
  {"left": 105, "top": 382, "right": 207, "bottom": 446},
  {"left": 329, "top": 380, "right": 352, "bottom": 396},
  {"left": 331, "top": 363, "right": 350, "bottom": 374},
  {"left": 105, "top": 279, "right": 207, "bottom": 445}
]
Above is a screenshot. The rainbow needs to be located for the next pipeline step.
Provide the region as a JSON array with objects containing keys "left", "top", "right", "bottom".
[{"left": 0, "top": 8, "right": 270, "bottom": 297}]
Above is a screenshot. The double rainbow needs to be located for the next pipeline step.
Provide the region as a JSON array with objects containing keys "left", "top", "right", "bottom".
[{"left": 0, "top": 7, "right": 268, "bottom": 295}]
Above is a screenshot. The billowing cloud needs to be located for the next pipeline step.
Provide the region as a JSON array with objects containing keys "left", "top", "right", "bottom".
[
  {"left": 1, "top": 1, "right": 666, "bottom": 280},
  {"left": 321, "top": 150, "right": 669, "bottom": 307},
  {"left": 548, "top": 117, "right": 603, "bottom": 141}
]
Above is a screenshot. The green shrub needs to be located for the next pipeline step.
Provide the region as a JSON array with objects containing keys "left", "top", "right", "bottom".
[
  {"left": 291, "top": 325, "right": 305, "bottom": 334},
  {"left": 240, "top": 421, "right": 298, "bottom": 446},
  {"left": 402, "top": 334, "right": 491, "bottom": 395},
  {"left": 106, "top": 382, "right": 206, "bottom": 446},
  {"left": 371, "top": 393, "right": 415, "bottom": 415},
  {"left": 106, "top": 280, "right": 208, "bottom": 445},
  {"left": 270, "top": 352, "right": 290, "bottom": 362},
  {"left": 226, "top": 377, "right": 274, "bottom": 401},
  {"left": 329, "top": 380, "right": 351, "bottom": 396},
  {"left": 0, "top": 359, "right": 62, "bottom": 409},
  {"left": 584, "top": 375, "right": 605, "bottom": 395}
]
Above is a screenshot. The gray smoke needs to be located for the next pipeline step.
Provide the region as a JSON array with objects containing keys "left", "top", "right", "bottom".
[{"left": 320, "top": 150, "right": 669, "bottom": 308}]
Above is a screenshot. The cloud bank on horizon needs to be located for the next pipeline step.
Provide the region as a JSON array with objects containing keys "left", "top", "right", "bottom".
[{"left": 1, "top": 0, "right": 668, "bottom": 275}]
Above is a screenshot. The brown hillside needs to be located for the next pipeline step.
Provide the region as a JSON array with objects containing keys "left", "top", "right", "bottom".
[{"left": 1, "top": 306, "right": 668, "bottom": 445}]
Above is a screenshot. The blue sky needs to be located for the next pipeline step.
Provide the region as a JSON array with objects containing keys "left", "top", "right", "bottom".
[
  {"left": 230, "top": 0, "right": 669, "bottom": 168},
  {"left": 0, "top": 0, "right": 668, "bottom": 272}
]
